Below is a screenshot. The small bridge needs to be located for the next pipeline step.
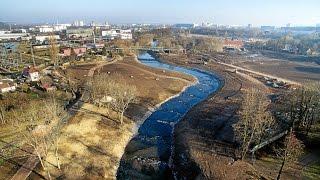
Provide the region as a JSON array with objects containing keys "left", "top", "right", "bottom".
[
  {"left": 105, "top": 46, "right": 186, "bottom": 53},
  {"left": 250, "top": 130, "right": 288, "bottom": 153}
]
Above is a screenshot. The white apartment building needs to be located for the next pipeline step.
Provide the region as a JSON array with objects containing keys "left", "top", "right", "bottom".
[
  {"left": 53, "top": 24, "right": 71, "bottom": 31},
  {"left": 35, "top": 35, "right": 60, "bottom": 43},
  {"left": 102, "top": 29, "right": 132, "bottom": 40},
  {"left": 38, "top": 26, "right": 54, "bottom": 33},
  {"left": 0, "top": 31, "right": 29, "bottom": 40}
]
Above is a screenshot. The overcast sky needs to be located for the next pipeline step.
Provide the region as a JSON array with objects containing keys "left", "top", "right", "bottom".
[{"left": 1, "top": 0, "right": 320, "bottom": 26}]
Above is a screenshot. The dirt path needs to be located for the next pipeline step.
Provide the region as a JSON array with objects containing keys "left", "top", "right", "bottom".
[
  {"left": 236, "top": 71, "right": 269, "bottom": 92},
  {"left": 10, "top": 60, "right": 116, "bottom": 180},
  {"left": 117, "top": 62, "right": 195, "bottom": 84}
]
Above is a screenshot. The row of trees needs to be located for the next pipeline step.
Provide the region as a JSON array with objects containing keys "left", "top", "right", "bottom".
[
  {"left": 279, "top": 83, "right": 320, "bottom": 133},
  {"left": 249, "top": 33, "right": 320, "bottom": 55},
  {"left": 237, "top": 83, "right": 320, "bottom": 179},
  {"left": 88, "top": 73, "right": 137, "bottom": 124},
  {"left": 276, "top": 83, "right": 320, "bottom": 179}
]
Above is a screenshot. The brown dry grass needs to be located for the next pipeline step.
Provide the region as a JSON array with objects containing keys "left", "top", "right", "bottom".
[
  {"left": 43, "top": 103, "right": 134, "bottom": 179},
  {"left": 35, "top": 57, "right": 193, "bottom": 179}
]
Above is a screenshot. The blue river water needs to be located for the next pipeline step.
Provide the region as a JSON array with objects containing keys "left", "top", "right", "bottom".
[{"left": 118, "top": 53, "right": 220, "bottom": 178}]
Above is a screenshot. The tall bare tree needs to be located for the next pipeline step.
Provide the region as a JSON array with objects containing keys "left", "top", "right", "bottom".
[
  {"left": 22, "top": 97, "right": 64, "bottom": 179},
  {"left": 0, "top": 95, "right": 65, "bottom": 179},
  {"left": 237, "top": 88, "right": 274, "bottom": 160},
  {"left": 88, "top": 73, "right": 137, "bottom": 124},
  {"left": 111, "top": 82, "right": 137, "bottom": 124},
  {"left": 276, "top": 131, "right": 304, "bottom": 180},
  {"left": 136, "top": 34, "right": 154, "bottom": 47},
  {"left": 279, "top": 82, "right": 320, "bottom": 134},
  {"left": 48, "top": 34, "right": 59, "bottom": 69}
]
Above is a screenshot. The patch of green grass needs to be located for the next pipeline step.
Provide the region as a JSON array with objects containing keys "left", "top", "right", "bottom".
[
  {"left": 0, "top": 158, "right": 4, "bottom": 166},
  {"left": 303, "top": 162, "right": 320, "bottom": 180}
]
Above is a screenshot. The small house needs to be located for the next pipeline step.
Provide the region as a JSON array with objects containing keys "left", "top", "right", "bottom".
[
  {"left": 0, "top": 80, "right": 16, "bottom": 93},
  {"left": 22, "top": 66, "right": 40, "bottom": 82},
  {"left": 61, "top": 47, "right": 87, "bottom": 57}
]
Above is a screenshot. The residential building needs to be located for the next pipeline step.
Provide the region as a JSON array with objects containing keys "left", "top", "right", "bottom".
[
  {"left": 223, "top": 39, "right": 244, "bottom": 51},
  {"left": 173, "top": 24, "right": 194, "bottom": 29},
  {"left": 66, "top": 27, "right": 93, "bottom": 38},
  {"left": 35, "top": 35, "right": 60, "bottom": 43},
  {"left": 101, "top": 29, "right": 132, "bottom": 40},
  {"left": 38, "top": 25, "right": 54, "bottom": 33},
  {"left": 22, "top": 66, "right": 40, "bottom": 82},
  {"left": 33, "top": 44, "right": 61, "bottom": 49},
  {"left": 0, "top": 80, "right": 16, "bottom": 93},
  {"left": 60, "top": 47, "right": 87, "bottom": 57},
  {"left": 53, "top": 24, "right": 71, "bottom": 32},
  {"left": 0, "top": 31, "right": 29, "bottom": 40}
]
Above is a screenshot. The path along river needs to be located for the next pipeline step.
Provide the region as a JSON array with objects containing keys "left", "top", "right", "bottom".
[{"left": 117, "top": 53, "right": 220, "bottom": 179}]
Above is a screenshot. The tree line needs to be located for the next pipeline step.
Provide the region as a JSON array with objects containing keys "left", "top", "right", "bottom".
[{"left": 237, "top": 83, "right": 320, "bottom": 179}]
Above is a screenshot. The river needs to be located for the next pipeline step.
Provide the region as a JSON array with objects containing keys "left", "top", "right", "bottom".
[{"left": 117, "top": 53, "right": 220, "bottom": 179}]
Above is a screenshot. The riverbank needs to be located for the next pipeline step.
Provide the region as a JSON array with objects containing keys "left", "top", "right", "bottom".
[
  {"left": 157, "top": 53, "right": 270, "bottom": 179},
  {"left": 33, "top": 55, "right": 195, "bottom": 179},
  {"left": 117, "top": 53, "right": 220, "bottom": 179}
]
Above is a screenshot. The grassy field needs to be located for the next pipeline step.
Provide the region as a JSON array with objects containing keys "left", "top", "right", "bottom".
[
  {"left": 30, "top": 57, "right": 195, "bottom": 179},
  {"left": 304, "top": 162, "right": 320, "bottom": 180}
]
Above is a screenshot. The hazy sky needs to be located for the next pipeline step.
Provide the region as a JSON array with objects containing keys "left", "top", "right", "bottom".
[{"left": 1, "top": 0, "right": 320, "bottom": 26}]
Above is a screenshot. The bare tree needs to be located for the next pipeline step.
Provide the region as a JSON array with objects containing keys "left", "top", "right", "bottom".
[
  {"left": 237, "top": 88, "right": 274, "bottom": 160},
  {"left": 194, "top": 37, "right": 223, "bottom": 53},
  {"left": 111, "top": 82, "right": 137, "bottom": 124},
  {"left": 88, "top": 73, "right": 113, "bottom": 107},
  {"left": 88, "top": 73, "right": 137, "bottom": 123},
  {"left": 136, "top": 34, "right": 154, "bottom": 47},
  {"left": 69, "top": 48, "right": 77, "bottom": 66},
  {"left": 279, "top": 82, "right": 320, "bottom": 134},
  {"left": 0, "top": 102, "right": 7, "bottom": 124},
  {"left": 8, "top": 96, "right": 64, "bottom": 180},
  {"left": 276, "top": 131, "right": 304, "bottom": 180},
  {"left": 48, "top": 34, "right": 59, "bottom": 69},
  {"left": 24, "top": 98, "right": 63, "bottom": 179}
]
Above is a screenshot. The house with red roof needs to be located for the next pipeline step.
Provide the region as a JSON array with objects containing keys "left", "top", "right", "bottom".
[{"left": 223, "top": 39, "right": 244, "bottom": 51}]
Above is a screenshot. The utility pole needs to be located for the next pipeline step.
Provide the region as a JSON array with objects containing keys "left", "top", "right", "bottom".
[
  {"left": 20, "top": 53, "right": 23, "bottom": 64},
  {"left": 30, "top": 43, "right": 36, "bottom": 66},
  {"left": 93, "top": 31, "right": 96, "bottom": 45}
]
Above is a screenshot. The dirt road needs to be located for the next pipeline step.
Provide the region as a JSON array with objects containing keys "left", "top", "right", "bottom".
[{"left": 217, "top": 61, "right": 301, "bottom": 85}]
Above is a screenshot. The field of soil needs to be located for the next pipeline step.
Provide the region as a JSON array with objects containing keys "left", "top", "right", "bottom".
[
  {"left": 234, "top": 57, "right": 320, "bottom": 84},
  {"left": 31, "top": 56, "right": 195, "bottom": 179}
]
